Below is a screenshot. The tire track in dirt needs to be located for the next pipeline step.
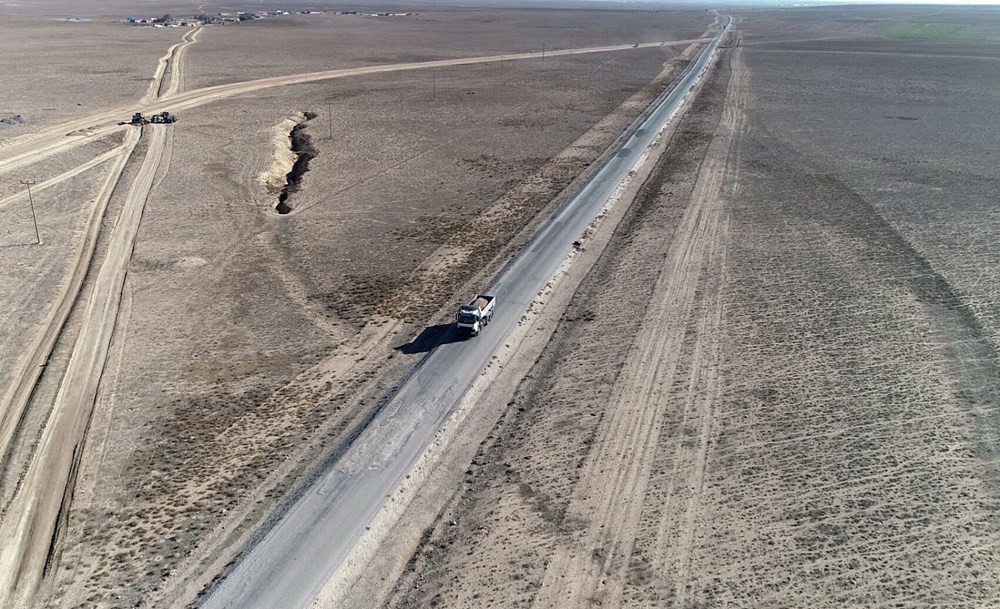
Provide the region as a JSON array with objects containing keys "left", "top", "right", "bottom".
[
  {"left": 145, "top": 26, "right": 202, "bottom": 104},
  {"left": 0, "top": 126, "right": 167, "bottom": 609},
  {"left": 159, "top": 26, "right": 201, "bottom": 99},
  {"left": 0, "top": 137, "right": 130, "bottom": 213},
  {"left": 0, "top": 38, "right": 707, "bottom": 177},
  {"left": 528, "top": 38, "right": 744, "bottom": 609},
  {"left": 0, "top": 128, "right": 140, "bottom": 498},
  {"left": 640, "top": 39, "right": 746, "bottom": 608}
]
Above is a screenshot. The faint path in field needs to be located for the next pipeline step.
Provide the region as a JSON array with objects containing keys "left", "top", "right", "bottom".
[
  {"left": 144, "top": 26, "right": 203, "bottom": 105},
  {"left": 0, "top": 37, "right": 709, "bottom": 177},
  {"left": 528, "top": 36, "right": 746, "bottom": 609},
  {"left": 0, "top": 126, "right": 167, "bottom": 609}
]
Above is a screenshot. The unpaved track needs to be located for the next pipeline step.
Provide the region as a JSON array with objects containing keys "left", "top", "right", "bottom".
[
  {"left": 637, "top": 40, "right": 746, "bottom": 607},
  {"left": 157, "top": 26, "right": 201, "bottom": 100},
  {"left": 0, "top": 139, "right": 130, "bottom": 212},
  {"left": 0, "top": 126, "right": 167, "bottom": 609},
  {"left": 0, "top": 38, "right": 708, "bottom": 176},
  {"left": 143, "top": 27, "right": 201, "bottom": 104},
  {"left": 529, "top": 37, "right": 745, "bottom": 609},
  {"left": 0, "top": 128, "right": 140, "bottom": 489}
]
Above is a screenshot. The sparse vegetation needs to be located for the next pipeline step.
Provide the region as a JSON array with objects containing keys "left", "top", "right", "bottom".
[{"left": 383, "top": 7, "right": 1000, "bottom": 609}]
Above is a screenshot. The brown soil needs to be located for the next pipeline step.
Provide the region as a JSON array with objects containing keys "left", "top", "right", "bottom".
[
  {"left": 185, "top": 9, "right": 709, "bottom": 89},
  {"left": 380, "top": 10, "right": 1000, "bottom": 608},
  {"left": 0, "top": 18, "right": 176, "bottom": 138},
  {"left": 30, "top": 13, "right": 710, "bottom": 609}
]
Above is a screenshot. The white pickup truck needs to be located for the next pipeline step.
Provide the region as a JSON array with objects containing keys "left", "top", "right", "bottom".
[{"left": 456, "top": 294, "right": 495, "bottom": 336}]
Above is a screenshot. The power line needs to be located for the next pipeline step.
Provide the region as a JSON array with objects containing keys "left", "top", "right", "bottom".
[{"left": 19, "top": 179, "right": 39, "bottom": 245}]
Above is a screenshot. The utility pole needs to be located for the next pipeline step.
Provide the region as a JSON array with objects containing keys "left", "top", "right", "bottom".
[
  {"left": 19, "top": 179, "right": 39, "bottom": 245},
  {"left": 327, "top": 103, "right": 333, "bottom": 140},
  {"left": 542, "top": 43, "right": 545, "bottom": 62},
  {"left": 432, "top": 73, "right": 436, "bottom": 101}
]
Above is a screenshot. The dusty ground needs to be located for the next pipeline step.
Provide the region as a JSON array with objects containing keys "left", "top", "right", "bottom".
[
  {"left": 185, "top": 9, "right": 708, "bottom": 89},
  {"left": 0, "top": 17, "right": 176, "bottom": 138},
  {"left": 0, "top": 8, "right": 719, "bottom": 609},
  {"left": 381, "top": 8, "right": 1000, "bottom": 609},
  {"left": 13, "top": 5, "right": 999, "bottom": 609}
]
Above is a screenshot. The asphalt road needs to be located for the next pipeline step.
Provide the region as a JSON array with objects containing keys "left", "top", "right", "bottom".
[{"left": 202, "top": 18, "right": 731, "bottom": 609}]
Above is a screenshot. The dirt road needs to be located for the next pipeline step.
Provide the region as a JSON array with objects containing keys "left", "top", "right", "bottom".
[
  {"left": 0, "top": 128, "right": 139, "bottom": 488},
  {"left": 0, "top": 138, "right": 131, "bottom": 213},
  {"left": 529, "top": 42, "right": 742, "bottom": 608},
  {"left": 143, "top": 26, "right": 198, "bottom": 104},
  {"left": 0, "top": 38, "right": 707, "bottom": 176},
  {"left": 156, "top": 26, "right": 202, "bottom": 101},
  {"left": 0, "top": 125, "right": 167, "bottom": 609}
]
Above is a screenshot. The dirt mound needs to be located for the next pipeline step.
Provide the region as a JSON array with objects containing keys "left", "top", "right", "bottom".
[
  {"left": 260, "top": 112, "right": 305, "bottom": 197},
  {"left": 0, "top": 114, "right": 25, "bottom": 127}
]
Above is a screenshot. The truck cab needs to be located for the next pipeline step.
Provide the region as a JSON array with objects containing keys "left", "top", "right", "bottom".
[{"left": 456, "top": 294, "right": 495, "bottom": 336}]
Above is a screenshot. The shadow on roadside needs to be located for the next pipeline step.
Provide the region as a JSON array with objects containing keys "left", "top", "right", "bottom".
[{"left": 395, "top": 323, "right": 466, "bottom": 355}]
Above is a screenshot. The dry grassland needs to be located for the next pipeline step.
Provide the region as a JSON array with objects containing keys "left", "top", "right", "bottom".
[
  {"left": 0, "top": 18, "right": 176, "bottom": 138},
  {"left": 185, "top": 9, "right": 708, "bottom": 89},
  {"left": 382, "top": 9, "right": 1000, "bottom": 609},
  {"left": 25, "top": 13, "right": 709, "bottom": 607}
]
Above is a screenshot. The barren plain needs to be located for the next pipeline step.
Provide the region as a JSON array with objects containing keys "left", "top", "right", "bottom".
[
  {"left": 379, "top": 7, "right": 1000, "bottom": 609},
  {"left": 5, "top": 4, "right": 1000, "bottom": 609},
  {"left": 0, "top": 4, "right": 714, "bottom": 608},
  {"left": 185, "top": 9, "right": 708, "bottom": 88},
  {"left": 0, "top": 17, "right": 176, "bottom": 137}
]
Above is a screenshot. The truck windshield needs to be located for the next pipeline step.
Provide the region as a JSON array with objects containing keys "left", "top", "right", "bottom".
[{"left": 457, "top": 312, "right": 478, "bottom": 324}]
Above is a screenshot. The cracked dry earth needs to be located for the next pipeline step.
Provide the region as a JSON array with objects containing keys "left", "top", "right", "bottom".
[{"left": 385, "top": 34, "right": 1000, "bottom": 609}]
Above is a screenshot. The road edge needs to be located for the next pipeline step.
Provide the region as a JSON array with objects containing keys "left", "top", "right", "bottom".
[{"left": 315, "top": 29, "right": 728, "bottom": 609}]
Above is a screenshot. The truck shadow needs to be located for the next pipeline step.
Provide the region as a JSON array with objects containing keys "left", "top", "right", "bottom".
[{"left": 395, "top": 323, "right": 466, "bottom": 355}]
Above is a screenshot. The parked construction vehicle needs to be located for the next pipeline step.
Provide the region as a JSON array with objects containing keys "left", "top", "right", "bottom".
[
  {"left": 120, "top": 111, "right": 177, "bottom": 126},
  {"left": 456, "top": 294, "right": 495, "bottom": 336},
  {"left": 122, "top": 112, "right": 148, "bottom": 126},
  {"left": 150, "top": 111, "right": 177, "bottom": 124}
]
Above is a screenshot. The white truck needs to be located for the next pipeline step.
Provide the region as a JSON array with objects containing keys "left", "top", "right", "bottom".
[{"left": 456, "top": 294, "right": 495, "bottom": 336}]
